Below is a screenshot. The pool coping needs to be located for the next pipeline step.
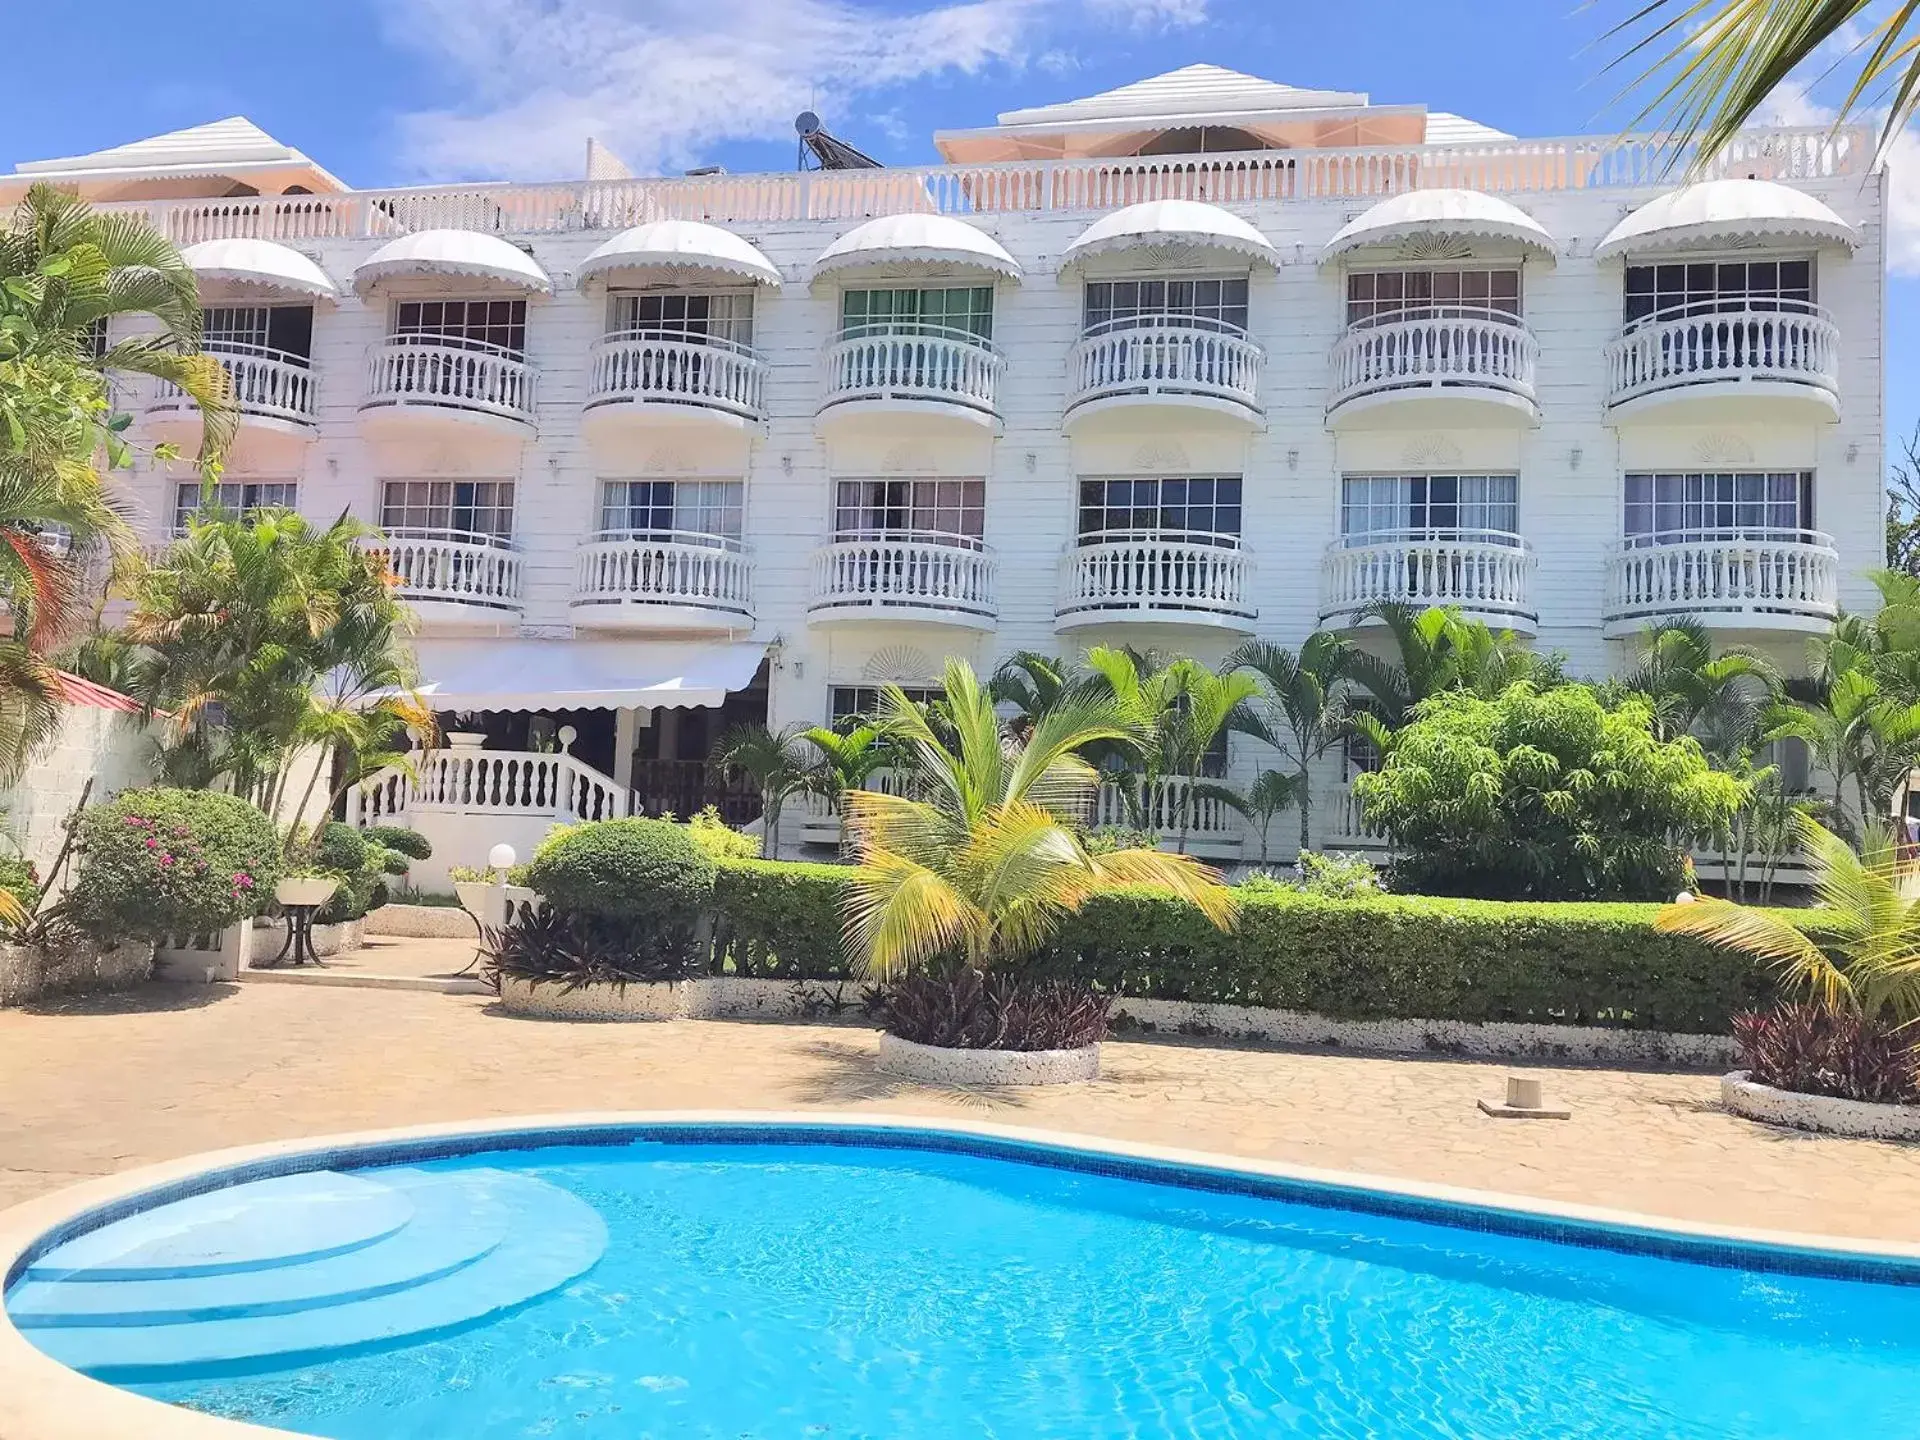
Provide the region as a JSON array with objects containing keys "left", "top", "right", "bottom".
[{"left": 6, "top": 1108, "right": 1920, "bottom": 1439}]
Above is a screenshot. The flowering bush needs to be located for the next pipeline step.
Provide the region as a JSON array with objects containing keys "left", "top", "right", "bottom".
[{"left": 69, "top": 789, "right": 281, "bottom": 941}]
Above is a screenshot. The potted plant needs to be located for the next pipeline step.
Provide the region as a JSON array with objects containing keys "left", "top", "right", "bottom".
[
  {"left": 844, "top": 659, "right": 1237, "bottom": 1085},
  {"left": 445, "top": 712, "right": 488, "bottom": 749}
]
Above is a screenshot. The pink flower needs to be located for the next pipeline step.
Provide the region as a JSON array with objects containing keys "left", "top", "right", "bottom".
[
  {"left": 158, "top": 854, "right": 173, "bottom": 866},
  {"left": 144, "top": 838, "right": 158, "bottom": 849}
]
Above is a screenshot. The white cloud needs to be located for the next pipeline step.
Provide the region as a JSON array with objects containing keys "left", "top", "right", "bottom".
[
  {"left": 381, "top": 0, "right": 1205, "bottom": 181},
  {"left": 1759, "top": 84, "right": 1920, "bottom": 276}
]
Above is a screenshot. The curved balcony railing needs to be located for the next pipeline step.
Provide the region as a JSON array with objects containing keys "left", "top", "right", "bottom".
[
  {"left": 820, "top": 323, "right": 1003, "bottom": 420},
  {"left": 571, "top": 530, "right": 753, "bottom": 621},
  {"left": 585, "top": 331, "right": 767, "bottom": 423},
  {"left": 1320, "top": 529, "right": 1536, "bottom": 627},
  {"left": 1605, "top": 299, "right": 1839, "bottom": 408},
  {"left": 1066, "top": 315, "right": 1262, "bottom": 417},
  {"left": 1057, "top": 532, "right": 1254, "bottom": 624},
  {"left": 352, "top": 750, "right": 628, "bottom": 827},
  {"left": 362, "top": 335, "right": 536, "bottom": 425},
  {"left": 1091, "top": 776, "right": 1244, "bottom": 856},
  {"left": 373, "top": 529, "right": 522, "bottom": 613},
  {"left": 1603, "top": 528, "right": 1838, "bottom": 629},
  {"left": 1328, "top": 306, "right": 1538, "bottom": 414},
  {"left": 808, "top": 533, "right": 997, "bottom": 621},
  {"left": 148, "top": 342, "right": 317, "bottom": 428}
]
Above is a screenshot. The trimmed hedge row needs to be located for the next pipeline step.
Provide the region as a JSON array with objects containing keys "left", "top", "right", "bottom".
[{"left": 698, "top": 859, "right": 1785, "bottom": 1034}]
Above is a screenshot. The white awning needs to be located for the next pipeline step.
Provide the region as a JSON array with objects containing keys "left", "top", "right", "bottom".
[
  {"left": 1594, "top": 179, "right": 1858, "bottom": 261},
  {"left": 813, "top": 214, "right": 1021, "bottom": 282},
  {"left": 579, "top": 220, "right": 782, "bottom": 288},
  {"left": 1321, "top": 189, "right": 1555, "bottom": 263},
  {"left": 353, "top": 230, "right": 553, "bottom": 294},
  {"left": 1061, "top": 200, "right": 1278, "bottom": 270},
  {"left": 180, "top": 238, "right": 337, "bottom": 300},
  {"left": 408, "top": 639, "right": 765, "bottom": 711}
]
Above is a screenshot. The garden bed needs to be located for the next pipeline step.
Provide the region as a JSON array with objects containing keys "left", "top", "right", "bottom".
[
  {"left": 496, "top": 976, "right": 863, "bottom": 1023},
  {"left": 0, "top": 936, "right": 152, "bottom": 1008},
  {"left": 876, "top": 1034, "right": 1100, "bottom": 1086},
  {"left": 1721, "top": 1072, "right": 1920, "bottom": 1140}
]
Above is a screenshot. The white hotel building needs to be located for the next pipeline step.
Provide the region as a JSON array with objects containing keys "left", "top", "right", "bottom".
[{"left": 3, "top": 66, "right": 1886, "bottom": 878}]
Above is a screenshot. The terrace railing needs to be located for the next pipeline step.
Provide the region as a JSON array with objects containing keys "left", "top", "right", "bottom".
[
  {"left": 1066, "top": 315, "right": 1262, "bottom": 417},
  {"left": 1320, "top": 529, "right": 1536, "bottom": 626},
  {"left": 1604, "top": 300, "right": 1840, "bottom": 407},
  {"left": 1328, "top": 308, "right": 1538, "bottom": 414},
  {"left": 586, "top": 332, "right": 767, "bottom": 423},
  {"left": 572, "top": 531, "right": 753, "bottom": 621},
  {"left": 147, "top": 341, "right": 317, "bottom": 428},
  {"left": 1603, "top": 529, "right": 1839, "bottom": 629},
  {"left": 373, "top": 530, "right": 523, "bottom": 612},
  {"left": 362, "top": 336, "right": 537, "bottom": 425}
]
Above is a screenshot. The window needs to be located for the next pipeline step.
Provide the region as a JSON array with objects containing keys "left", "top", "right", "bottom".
[
  {"left": 1624, "top": 259, "right": 1812, "bottom": 327},
  {"left": 840, "top": 287, "right": 993, "bottom": 341},
  {"left": 1077, "top": 477, "right": 1243, "bottom": 545},
  {"left": 203, "top": 305, "right": 313, "bottom": 362},
  {"left": 1083, "top": 277, "right": 1249, "bottom": 333},
  {"left": 598, "top": 479, "right": 743, "bottom": 543},
  {"left": 173, "top": 481, "right": 297, "bottom": 535},
  {"left": 1340, "top": 475, "right": 1520, "bottom": 543},
  {"left": 379, "top": 480, "right": 516, "bottom": 543},
  {"left": 830, "top": 686, "right": 942, "bottom": 725},
  {"left": 609, "top": 292, "right": 754, "bottom": 347},
  {"left": 834, "top": 479, "right": 984, "bottom": 546},
  {"left": 1623, "top": 471, "right": 1814, "bottom": 544},
  {"left": 1346, "top": 269, "right": 1521, "bottom": 326},
  {"left": 393, "top": 299, "right": 526, "bottom": 355},
  {"left": 83, "top": 317, "right": 109, "bottom": 360}
]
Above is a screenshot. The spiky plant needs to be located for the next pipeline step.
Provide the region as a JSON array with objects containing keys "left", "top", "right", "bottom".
[{"left": 710, "top": 722, "right": 815, "bottom": 859}]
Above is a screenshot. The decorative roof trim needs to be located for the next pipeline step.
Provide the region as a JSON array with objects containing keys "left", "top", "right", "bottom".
[
  {"left": 579, "top": 221, "right": 781, "bottom": 289},
  {"left": 180, "top": 238, "right": 336, "bottom": 301},
  {"left": 1594, "top": 179, "right": 1858, "bottom": 261},
  {"left": 1320, "top": 189, "right": 1555, "bottom": 264},
  {"left": 812, "top": 215, "right": 1022, "bottom": 283},
  {"left": 1059, "top": 200, "right": 1278, "bottom": 272},
  {"left": 352, "top": 230, "right": 552, "bottom": 295}
]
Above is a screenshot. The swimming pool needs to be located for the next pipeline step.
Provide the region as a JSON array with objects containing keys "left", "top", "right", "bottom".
[{"left": 5, "top": 1119, "right": 1919, "bottom": 1439}]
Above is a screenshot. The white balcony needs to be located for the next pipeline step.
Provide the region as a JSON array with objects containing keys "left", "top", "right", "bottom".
[
  {"left": 1090, "top": 777, "right": 1243, "bottom": 862},
  {"left": 818, "top": 324, "right": 1003, "bottom": 432},
  {"left": 1604, "top": 301, "right": 1840, "bottom": 423},
  {"left": 374, "top": 530, "right": 523, "bottom": 625},
  {"left": 1602, "top": 529, "right": 1839, "bottom": 637},
  {"left": 1064, "top": 316, "right": 1262, "bottom": 430},
  {"left": 807, "top": 535, "right": 997, "bottom": 628},
  {"left": 1320, "top": 530, "right": 1537, "bottom": 635},
  {"left": 582, "top": 332, "right": 767, "bottom": 442},
  {"left": 1056, "top": 534, "right": 1254, "bottom": 632},
  {"left": 1326, "top": 308, "right": 1539, "bottom": 427},
  {"left": 570, "top": 532, "right": 753, "bottom": 632},
  {"left": 353, "top": 749, "right": 629, "bottom": 828},
  {"left": 145, "top": 342, "right": 317, "bottom": 443},
  {"left": 1326, "top": 784, "right": 1390, "bottom": 855},
  {"left": 360, "top": 336, "right": 537, "bottom": 438}
]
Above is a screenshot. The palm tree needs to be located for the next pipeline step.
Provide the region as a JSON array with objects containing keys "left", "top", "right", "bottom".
[
  {"left": 1230, "top": 632, "right": 1353, "bottom": 857},
  {"left": 1768, "top": 659, "right": 1920, "bottom": 841},
  {"left": 1243, "top": 768, "right": 1305, "bottom": 867},
  {"left": 843, "top": 658, "right": 1236, "bottom": 981},
  {"left": 1343, "top": 603, "right": 1559, "bottom": 730},
  {"left": 710, "top": 722, "right": 814, "bottom": 859},
  {"left": 989, "top": 651, "right": 1072, "bottom": 739},
  {"left": 1657, "top": 814, "right": 1920, "bottom": 1022},
  {"left": 1608, "top": 2, "right": 1920, "bottom": 166},
  {"left": 1155, "top": 658, "right": 1258, "bottom": 854},
  {"left": 1615, "top": 619, "right": 1779, "bottom": 752}
]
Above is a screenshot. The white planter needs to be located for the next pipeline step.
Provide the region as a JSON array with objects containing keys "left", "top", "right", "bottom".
[
  {"left": 456, "top": 882, "right": 540, "bottom": 932},
  {"left": 154, "top": 922, "right": 254, "bottom": 983},
  {"left": 497, "top": 974, "right": 705, "bottom": 1021},
  {"left": 445, "top": 731, "right": 488, "bottom": 749},
  {"left": 309, "top": 919, "right": 365, "bottom": 959},
  {"left": 876, "top": 1032, "right": 1101, "bottom": 1086},
  {"left": 1721, "top": 1071, "right": 1920, "bottom": 1140},
  {"left": 275, "top": 877, "right": 339, "bottom": 908}
]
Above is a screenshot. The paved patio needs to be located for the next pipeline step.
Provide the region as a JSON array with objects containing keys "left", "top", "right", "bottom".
[{"left": 5, "top": 963, "right": 1920, "bottom": 1242}]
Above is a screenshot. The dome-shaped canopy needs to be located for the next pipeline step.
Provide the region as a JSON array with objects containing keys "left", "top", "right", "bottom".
[
  {"left": 1061, "top": 200, "right": 1277, "bottom": 269},
  {"left": 1595, "top": 179, "right": 1858, "bottom": 261},
  {"left": 1321, "top": 189, "right": 1555, "bottom": 263},
  {"left": 180, "top": 238, "right": 337, "bottom": 300},
  {"left": 579, "top": 221, "right": 781, "bottom": 288},
  {"left": 813, "top": 214, "right": 1021, "bottom": 282},
  {"left": 353, "top": 230, "right": 552, "bottom": 294}
]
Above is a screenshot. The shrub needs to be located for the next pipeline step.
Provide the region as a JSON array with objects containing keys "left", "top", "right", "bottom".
[
  {"left": 880, "top": 970, "right": 1112, "bottom": 1050},
  {"left": 685, "top": 807, "right": 758, "bottom": 861},
  {"left": 711, "top": 857, "right": 851, "bottom": 978},
  {"left": 0, "top": 856, "right": 40, "bottom": 915},
  {"left": 70, "top": 788, "right": 281, "bottom": 941},
  {"left": 1294, "top": 851, "right": 1385, "bottom": 899},
  {"left": 312, "top": 821, "right": 368, "bottom": 874},
  {"left": 307, "top": 822, "right": 399, "bottom": 924},
  {"left": 482, "top": 901, "right": 701, "bottom": 991},
  {"left": 362, "top": 825, "right": 432, "bottom": 861},
  {"left": 528, "top": 818, "right": 716, "bottom": 931},
  {"left": 1355, "top": 684, "right": 1748, "bottom": 901},
  {"left": 1079, "top": 825, "right": 1158, "bottom": 856},
  {"left": 1732, "top": 1004, "right": 1920, "bottom": 1103}
]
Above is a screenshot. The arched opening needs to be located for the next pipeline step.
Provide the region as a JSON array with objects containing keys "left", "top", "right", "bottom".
[{"left": 1133, "top": 126, "right": 1277, "bottom": 156}]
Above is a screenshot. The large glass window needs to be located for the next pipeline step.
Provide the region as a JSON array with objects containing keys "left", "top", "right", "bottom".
[
  {"left": 1083, "top": 277, "right": 1249, "bottom": 333},
  {"left": 173, "top": 480, "right": 297, "bottom": 535},
  {"left": 379, "top": 480, "right": 516, "bottom": 543},
  {"left": 393, "top": 299, "right": 526, "bottom": 355},
  {"left": 840, "top": 287, "right": 993, "bottom": 341},
  {"left": 1623, "top": 471, "right": 1814, "bottom": 544},
  {"left": 833, "top": 479, "right": 984, "bottom": 546},
  {"left": 830, "top": 685, "right": 942, "bottom": 725},
  {"left": 203, "top": 305, "right": 313, "bottom": 362},
  {"left": 1623, "top": 259, "right": 1813, "bottom": 327},
  {"left": 609, "top": 292, "right": 754, "bottom": 347},
  {"left": 1346, "top": 269, "right": 1521, "bottom": 326},
  {"left": 1077, "top": 477, "right": 1243, "bottom": 545},
  {"left": 598, "top": 479, "right": 743, "bottom": 543},
  {"left": 1340, "top": 475, "right": 1519, "bottom": 543}
]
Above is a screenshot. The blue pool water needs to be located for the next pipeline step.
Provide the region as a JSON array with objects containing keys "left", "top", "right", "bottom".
[{"left": 10, "top": 1129, "right": 1920, "bottom": 1438}]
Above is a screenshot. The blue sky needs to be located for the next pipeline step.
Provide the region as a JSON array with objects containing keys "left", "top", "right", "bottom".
[{"left": 4, "top": 0, "right": 1913, "bottom": 442}]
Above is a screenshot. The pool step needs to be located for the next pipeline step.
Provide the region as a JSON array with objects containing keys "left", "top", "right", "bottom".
[{"left": 8, "top": 1167, "right": 606, "bottom": 1380}]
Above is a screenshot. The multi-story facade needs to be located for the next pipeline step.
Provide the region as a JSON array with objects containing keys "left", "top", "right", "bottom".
[{"left": 5, "top": 66, "right": 1884, "bottom": 880}]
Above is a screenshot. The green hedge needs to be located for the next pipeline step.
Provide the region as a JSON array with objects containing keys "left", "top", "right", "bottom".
[{"left": 693, "top": 860, "right": 1782, "bottom": 1033}]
